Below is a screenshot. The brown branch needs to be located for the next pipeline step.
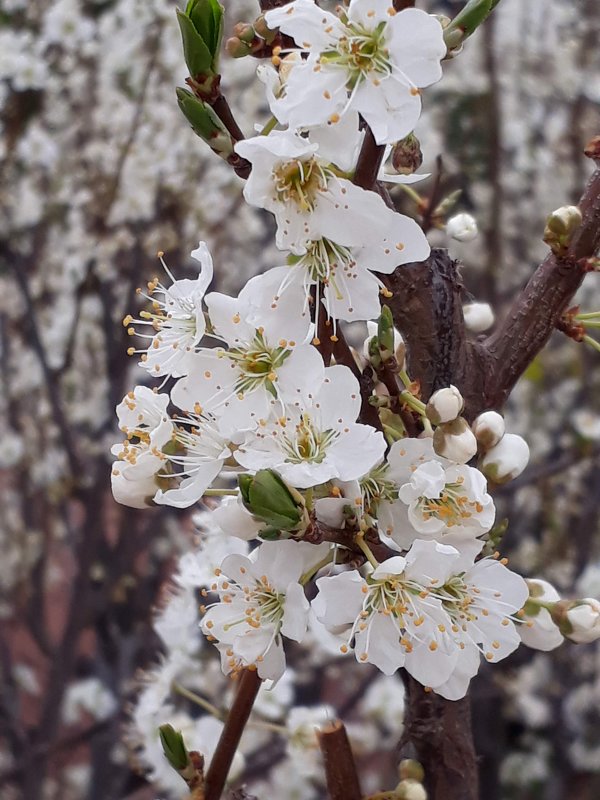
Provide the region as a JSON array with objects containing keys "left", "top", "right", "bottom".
[
  {"left": 399, "top": 677, "right": 478, "bottom": 800},
  {"left": 204, "top": 669, "right": 262, "bottom": 800},
  {"left": 383, "top": 248, "right": 472, "bottom": 400},
  {"left": 478, "top": 159, "right": 600, "bottom": 412},
  {"left": 354, "top": 126, "right": 386, "bottom": 191},
  {"left": 393, "top": 0, "right": 415, "bottom": 9},
  {"left": 317, "top": 720, "right": 362, "bottom": 800}
]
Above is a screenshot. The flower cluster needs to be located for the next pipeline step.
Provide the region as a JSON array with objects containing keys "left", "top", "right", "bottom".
[{"left": 111, "top": 0, "right": 600, "bottom": 724}]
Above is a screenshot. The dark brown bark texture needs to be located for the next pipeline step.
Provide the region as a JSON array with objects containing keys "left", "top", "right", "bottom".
[
  {"left": 400, "top": 677, "right": 478, "bottom": 800},
  {"left": 387, "top": 155, "right": 600, "bottom": 800},
  {"left": 386, "top": 163, "right": 600, "bottom": 421}
]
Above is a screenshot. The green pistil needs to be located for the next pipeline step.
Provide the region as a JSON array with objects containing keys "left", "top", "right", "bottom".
[
  {"left": 282, "top": 414, "right": 338, "bottom": 464},
  {"left": 227, "top": 331, "right": 291, "bottom": 396},
  {"left": 321, "top": 20, "right": 391, "bottom": 89},
  {"left": 360, "top": 465, "right": 399, "bottom": 510},
  {"left": 273, "top": 157, "right": 329, "bottom": 212}
]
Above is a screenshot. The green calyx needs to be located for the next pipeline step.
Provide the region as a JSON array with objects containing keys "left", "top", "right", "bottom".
[{"left": 239, "top": 469, "right": 308, "bottom": 535}]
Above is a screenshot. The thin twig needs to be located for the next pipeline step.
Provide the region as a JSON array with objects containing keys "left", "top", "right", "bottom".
[
  {"left": 317, "top": 720, "right": 362, "bottom": 800},
  {"left": 204, "top": 670, "right": 262, "bottom": 800}
]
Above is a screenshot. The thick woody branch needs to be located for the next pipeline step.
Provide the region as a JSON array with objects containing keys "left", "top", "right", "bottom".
[
  {"left": 400, "top": 677, "right": 478, "bottom": 800},
  {"left": 205, "top": 669, "right": 262, "bottom": 800},
  {"left": 354, "top": 126, "right": 386, "bottom": 190},
  {"left": 478, "top": 162, "right": 600, "bottom": 411},
  {"left": 317, "top": 720, "right": 362, "bottom": 800},
  {"left": 383, "top": 248, "right": 472, "bottom": 398}
]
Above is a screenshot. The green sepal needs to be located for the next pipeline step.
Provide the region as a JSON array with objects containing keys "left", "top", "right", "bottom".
[
  {"left": 176, "top": 88, "right": 233, "bottom": 155},
  {"left": 176, "top": 7, "right": 214, "bottom": 78},
  {"left": 238, "top": 470, "right": 306, "bottom": 532},
  {"left": 159, "top": 724, "right": 189, "bottom": 771},
  {"left": 185, "top": 0, "right": 224, "bottom": 71}
]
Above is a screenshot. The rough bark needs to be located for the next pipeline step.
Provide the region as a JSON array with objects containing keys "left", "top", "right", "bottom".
[{"left": 400, "top": 678, "right": 478, "bottom": 800}]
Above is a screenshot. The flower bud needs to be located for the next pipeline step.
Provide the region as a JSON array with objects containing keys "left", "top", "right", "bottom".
[
  {"left": 238, "top": 469, "right": 308, "bottom": 535},
  {"left": 471, "top": 410, "right": 505, "bottom": 449},
  {"left": 432, "top": 418, "right": 478, "bottom": 464},
  {"left": 463, "top": 302, "right": 494, "bottom": 333},
  {"left": 564, "top": 598, "right": 600, "bottom": 644},
  {"left": 399, "top": 759, "right": 425, "bottom": 783},
  {"left": 426, "top": 385, "right": 464, "bottom": 425},
  {"left": 396, "top": 780, "right": 428, "bottom": 800},
  {"left": 391, "top": 133, "right": 423, "bottom": 176},
  {"left": 480, "top": 433, "right": 529, "bottom": 484},
  {"left": 543, "top": 205, "right": 582, "bottom": 255},
  {"left": 519, "top": 579, "right": 564, "bottom": 652},
  {"left": 446, "top": 212, "right": 478, "bottom": 242}
]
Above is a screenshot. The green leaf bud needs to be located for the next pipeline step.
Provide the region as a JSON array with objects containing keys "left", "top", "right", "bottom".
[
  {"left": 238, "top": 470, "right": 308, "bottom": 533},
  {"left": 159, "top": 724, "right": 190, "bottom": 772},
  {"left": 176, "top": 88, "right": 234, "bottom": 157}
]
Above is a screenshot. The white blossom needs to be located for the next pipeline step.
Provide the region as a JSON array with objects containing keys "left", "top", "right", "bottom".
[
  {"left": 126, "top": 243, "right": 214, "bottom": 379},
  {"left": 377, "top": 438, "right": 494, "bottom": 564},
  {"left": 265, "top": 0, "right": 445, "bottom": 144},
  {"left": 313, "top": 540, "right": 527, "bottom": 696},
  {"left": 110, "top": 387, "right": 173, "bottom": 509},
  {"left": 235, "top": 130, "right": 429, "bottom": 263},
  {"left": 200, "top": 540, "right": 330, "bottom": 682},
  {"left": 236, "top": 365, "right": 386, "bottom": 489}
]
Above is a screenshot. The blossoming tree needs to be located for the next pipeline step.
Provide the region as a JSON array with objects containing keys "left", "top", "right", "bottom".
[{"left": 110, "top": 0, "right": 600, "bottom": 798}]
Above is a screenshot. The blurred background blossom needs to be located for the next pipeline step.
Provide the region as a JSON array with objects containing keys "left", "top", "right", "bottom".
[{"left": 1, "top": 0, "right": 600, "bottom": 798}]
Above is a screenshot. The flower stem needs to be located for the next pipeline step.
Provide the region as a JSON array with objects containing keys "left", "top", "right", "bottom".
[
  {"left": 575, "top": 311, "right": 600, "bottom": 320},
  {"left": 300, "top": 551, "right": 335, "bottom": 585},
  {"left": 259, "top": 116, "right": 278, "bottom": 136},
  {"left": 399, "top": 390, "right": 427, "bottom": 416},
  {"left": 583, "top": 334, "right": 600, "bottom": 354},
  {"left": 172, "top": 682, "right": 224, "bottom": 719},
  {"left": 355, "top": 532, "right": 379, "bottom": 568},
  {"left": 203, "top": 488, "right": 239, "bottom": 497}
]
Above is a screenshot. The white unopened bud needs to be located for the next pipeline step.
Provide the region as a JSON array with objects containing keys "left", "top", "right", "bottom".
[
  {"left": 480, "top": 433, "right": 529, "bottom": 484},
  {"left": 565, "top": 598, "right": 600, "bottom": 644},
  {"left": 426, "top": 385, "right": 464, "bottom": 425},
  {"left": 519, "top": 579, "right": 564, "bottom": 652},
  {"left": 463, "top": 302, "right": 495, "bottom": 333},
  {"left": 397, "top": 779, "right": 428, "bottom": 800},
  {"left": 433, "top": 418, "right": 478, "bottom": 464},
  {"left": 472, "top": 410, "right": 505, "bottom": 450},
  {"left": 446, "top": 213, "right": 478, "bottom": 242}
]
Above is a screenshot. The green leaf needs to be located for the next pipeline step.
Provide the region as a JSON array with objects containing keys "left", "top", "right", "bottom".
[
  {"left": 185, "top": 0, "right": 224, "bottom": 69},
  {"left": 176, "top": 8, "right": 214, "bottom": 77}
]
